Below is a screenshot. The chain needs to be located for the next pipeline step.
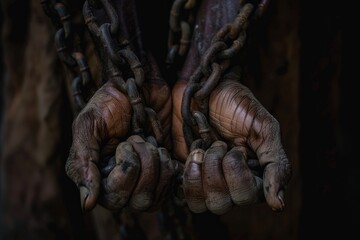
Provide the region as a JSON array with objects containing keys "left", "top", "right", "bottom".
[
  {"left": 42, "top": 0, "right": 271, "bottom": 170},
  {"left": 83, "top": 0, "right": 165, "bottom": 145},
  {"left": 167, "top": 0, "right": 198, "bottom": 68},
  {"left": 166, "top": 0, "right": 268, "bottom": 69},
  {"left": 181, "top": 3, "right": 254, "bottom": 149},
  {"left": 41, "top": 0, "right": 94, "bottom": 115},
  {"left": 42, "top": 1, "right": 270, "bottom": 239}
]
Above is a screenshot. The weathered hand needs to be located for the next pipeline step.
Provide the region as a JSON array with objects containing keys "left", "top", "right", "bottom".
[
  {"left": 65, "top": 81, "right": 131, "bottom": 212},
  {"left": 172, "top": 77, "right": 291, "bottom": 214},
  {"left": 99, "top": 135, "right": 175, "bottom": 212},
  {"left": 169, "top": 0, "right": 291, "bottom": 215},
  {"left": 65, "top": 68, "right": 173, "bottom": 212}
]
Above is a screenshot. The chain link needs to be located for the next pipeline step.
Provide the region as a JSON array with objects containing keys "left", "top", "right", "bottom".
[
  {"left": 181, "top": 3, "right": 255, "bottom": 149},
  {"left": 83, "top": 0, "right": 163, "bottom": 145},
  {"left": 41, "top": 0, "right": 94, "bottom": 115},
  {"left": 167, "top": 0, "right": 199, "bottom": 67}
]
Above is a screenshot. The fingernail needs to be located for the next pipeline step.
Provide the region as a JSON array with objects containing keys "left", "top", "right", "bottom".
[
  {"left": 277, "top": 189, "right": 285, "bottom": 210},
  {"left": 159, "top": 147, "right": 171, "bottom": 162},
  {"left": 121, "top": 142, "right": 133, "bottom": 151},
  {"left": 80, "top": 186, "right": 89, "bottom": 212},
  {"left": 191, "top": 149, "right": 204, "bottom": 164}
]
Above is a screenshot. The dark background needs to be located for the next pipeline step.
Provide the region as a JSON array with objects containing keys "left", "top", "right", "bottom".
[{"left": 0, "top": 0, "right": 355, "bottom": 239}]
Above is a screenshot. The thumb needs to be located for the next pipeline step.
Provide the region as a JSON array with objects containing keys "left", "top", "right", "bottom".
[
  {"left": 255, "top": 123, "right": 292, "bottom": 211},
  {"left": 65, "top": 111, "right": 102, "bottom": 212},
  {"left": 208, "top": 80, "right": 292, "bottom": 211},
  {"left": 64, "top": 81, "right": 132, "bottom": 212}
]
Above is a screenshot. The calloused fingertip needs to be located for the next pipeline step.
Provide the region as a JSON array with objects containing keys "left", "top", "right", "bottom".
[
  {"left": 80, "top": 186, "right": 99, "bottom": 212},
  {"left": 268, "top": 190, "right": 285, "bottom": 212},
  {"left": 80, "top": 186, "right": 89, "bottom": 212}
]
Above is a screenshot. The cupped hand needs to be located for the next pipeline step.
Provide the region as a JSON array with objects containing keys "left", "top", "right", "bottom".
[
  {"left": 65, "top": 81, "right": 132, "bottom": 212},
  {"left": 172, "top": 77, "right": 291, "bottom": 214},
  {"left": 66, "top": 68, "right": 173, "bottom": 212}
]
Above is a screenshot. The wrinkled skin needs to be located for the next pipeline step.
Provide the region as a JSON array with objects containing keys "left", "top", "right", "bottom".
[
  {"left": 172, "top": 78, "right": 291, "bottom": 214},
  {"left": 65, "top": 0, "right": 175, "bottom": 212},
  {"left": 171, "top": 0, "right": 292, "bottom": 214},
  {"left": 65, "top": 72, "right": 173, "bottom": 212},
  {"left": 99, "top": 135, "right": 175, "bottom": 212},
  {"left": 65, "top": 0, "right": 291, "bottom": 215}
]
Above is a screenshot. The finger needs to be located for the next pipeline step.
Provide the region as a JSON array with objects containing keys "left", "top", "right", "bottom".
[
  {"left": 65, "top": 110, "right": 102, "bottom": 212},
  {"left": 127, "top": 135, "right": 160, "bottom": 211},
  {"left": 183, "top": 149, "right": 206, "bottom": 213},
  {"left": 222, "top": 146, "right": 263, "bottom": 205},
  {"left": 203, "top": 141, "right": 232, "bottom": 215},
  {"left": 148, "top": 147, "right": 175, "bottom": 210},
  {"left": 208, "top": 81, "right": 291, "bottom": 211},
  {"left": 254, "top": 120, "right": 292, "bottom": 211},
  {"left": 261, "top": 146, "right": 291, "bottom": 211},
  {"left": 65, "top": 82, "right": 132, "bottom": 212},
  {"left": 99, "top": 142, "right": 140, "bottom": 211}
]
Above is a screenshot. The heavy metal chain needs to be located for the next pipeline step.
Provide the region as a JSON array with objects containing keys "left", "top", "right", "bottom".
[
  {"left": 83, "top": 1, "right": 175, "bottom": 238},
  {"left": 83, "top": 0, "right": 164, "bottom": 145},
  {"left": 41, "top": 0, "right": 94, "bottom": 115},
  {"left": 42, "top": 1, "right": 165, "bottom": 239},
  {"left": 181, "top": 2, "right": 255, "bottom": 150},
  {"left": 167, "top": 0, "right": 198, "bottom": 67},
  {"left": 42, "top": 1, "right": 270, "bottom": 239}
]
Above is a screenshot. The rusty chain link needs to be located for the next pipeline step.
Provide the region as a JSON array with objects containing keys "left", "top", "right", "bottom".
[
  {"left": 41, "top": 0, "right": 94, "bottom": 115},
  {"left": 82, "top": 0, "right": 164, "bottom": 145},
  {"left": 181, "top": 3, "right": 255, "bottom": 149},
  {"left": 166, "top": 0, "right": 269, "bottom": 68},
  {"left": 167, "top": 0, "right": 198, "bottom": 67}
]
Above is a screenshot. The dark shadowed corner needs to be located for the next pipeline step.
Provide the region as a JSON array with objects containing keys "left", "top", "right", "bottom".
[{"left": 1, "top": 2, "right": 5, "bottom": 239}]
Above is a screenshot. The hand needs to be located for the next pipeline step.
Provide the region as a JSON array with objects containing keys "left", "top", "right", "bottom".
[
  {"left": 65, "top": 81, "right": 131, "bottom": 211},
  {"left": 172, "top": 76, "right": 291, "bottom": 214},
  {"left": 98, "top": 135, "right": 176, "bottom": 212},
  {"left": 66, "top": 66, "right": 173, "bottom": 212}
]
